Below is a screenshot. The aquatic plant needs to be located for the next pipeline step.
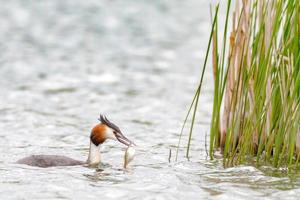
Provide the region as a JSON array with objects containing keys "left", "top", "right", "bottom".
[{"left": 177, "top": 0, "right": 300, "bottom": 169}]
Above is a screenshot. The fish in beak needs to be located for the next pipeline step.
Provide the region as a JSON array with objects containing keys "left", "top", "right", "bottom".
[{"left": 124, "top": 145, "right": 135, "bottom": 168}]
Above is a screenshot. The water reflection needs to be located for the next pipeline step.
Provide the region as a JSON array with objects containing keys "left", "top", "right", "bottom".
[{"left": 84, "top": 168, "right": 129, "bottom": 184}]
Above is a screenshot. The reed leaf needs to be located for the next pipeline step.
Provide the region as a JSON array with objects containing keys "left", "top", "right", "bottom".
[{"left": 179, "top": 0, "right": 300, "bottom": 169}]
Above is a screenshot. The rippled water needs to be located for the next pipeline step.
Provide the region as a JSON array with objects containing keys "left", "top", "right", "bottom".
[{"left": 1, "top": 1, "right": 300, "bottom": 199}]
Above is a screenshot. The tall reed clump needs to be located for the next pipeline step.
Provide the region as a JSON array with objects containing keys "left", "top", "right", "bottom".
[{"left": 177, "top": 0, "right": 300, "bottom": 169}]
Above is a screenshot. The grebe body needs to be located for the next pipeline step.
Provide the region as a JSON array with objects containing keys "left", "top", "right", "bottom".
[{"left": 17, "top": 155, "right": 84, "bottom": 168}]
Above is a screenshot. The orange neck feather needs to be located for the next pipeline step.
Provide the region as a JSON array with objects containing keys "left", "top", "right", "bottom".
[{"left": 90, "top": 124, "right": 107, "bottom": 146}]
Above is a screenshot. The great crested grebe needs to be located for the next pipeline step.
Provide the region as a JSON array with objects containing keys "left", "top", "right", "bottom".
[{"left": 17, "top": 115, "right": 134, "bottom": 168}]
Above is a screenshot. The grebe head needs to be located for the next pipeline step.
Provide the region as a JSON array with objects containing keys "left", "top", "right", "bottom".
[
  {"left": 87, "top": 115, "right": 133, "bottom": 166},
  {"left": 90, "top": 115, "right": 133, "bottom": 146}
]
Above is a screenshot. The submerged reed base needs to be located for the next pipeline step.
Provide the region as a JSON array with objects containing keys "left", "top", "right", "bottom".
[{"left": 177, "top": 0, "right": 300, "bottom": 169}]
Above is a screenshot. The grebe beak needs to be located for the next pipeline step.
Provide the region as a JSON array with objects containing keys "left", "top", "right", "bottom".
[
  {"left": 114, "top": 131, "right": 134, "bottom": 146},
  {"left": 98, "top": 114, "right": 135, "bottom": 146}
]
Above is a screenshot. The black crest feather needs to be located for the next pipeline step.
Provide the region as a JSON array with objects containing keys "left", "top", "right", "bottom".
[{"left": 99, "top": 114, "right": 121, "bottom": 133}]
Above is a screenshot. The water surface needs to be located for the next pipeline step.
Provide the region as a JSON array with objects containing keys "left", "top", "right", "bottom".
[{"left": 0, "top": 1, "right": 299, "bottom": 199}]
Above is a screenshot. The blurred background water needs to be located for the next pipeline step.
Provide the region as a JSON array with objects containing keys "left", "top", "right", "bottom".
[{"left": 0, "top": 0, "right": 300, "bottom": 199}]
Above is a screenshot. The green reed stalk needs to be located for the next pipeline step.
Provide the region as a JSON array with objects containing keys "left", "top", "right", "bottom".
[
  {"left": 179, "top": 0, "right": 300, "bottom": 169},
  {"left": 175, "top": 4, "right": 220, "bottom": 160}
]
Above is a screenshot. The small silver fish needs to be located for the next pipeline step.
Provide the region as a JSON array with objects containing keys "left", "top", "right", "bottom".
[{"left": 124, "top": 145, "right": 135, "bottom": 169}]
